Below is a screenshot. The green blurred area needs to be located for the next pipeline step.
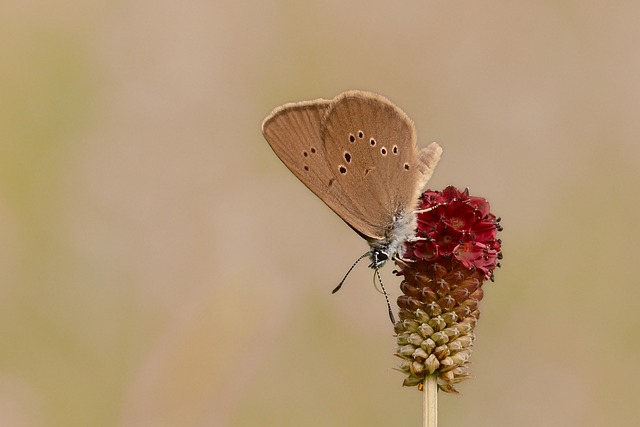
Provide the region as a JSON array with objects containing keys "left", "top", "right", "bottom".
[{"left": 1, "top": 1, "right": 639, "bottom": 426}]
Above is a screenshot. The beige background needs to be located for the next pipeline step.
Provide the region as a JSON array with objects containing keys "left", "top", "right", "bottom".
[{"left": 2, "top": 1, "right": 639, "bottom": 426}]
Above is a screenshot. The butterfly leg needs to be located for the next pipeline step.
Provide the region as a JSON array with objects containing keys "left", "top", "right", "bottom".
[
  {"left": 414, "top": 203, "right": 441, "bottom": 214},
  {"left": 392, "top": 255, "right": 416, "bottom": 267}
]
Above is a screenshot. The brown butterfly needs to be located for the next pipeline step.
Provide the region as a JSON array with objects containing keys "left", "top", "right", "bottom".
[{"left": 262, "top": 90, "right": 442, "bottom": 277}]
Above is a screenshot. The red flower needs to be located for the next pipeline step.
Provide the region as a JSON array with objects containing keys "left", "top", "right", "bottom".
[
  {"left": 404, "top": 186, "right": 502, "bottom": 281},
  {"left": 394, "top": 186, "right": 502, "bottom": 392}
]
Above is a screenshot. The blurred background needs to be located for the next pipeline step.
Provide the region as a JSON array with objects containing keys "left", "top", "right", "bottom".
[{"left": 1, "top": 1, "right": 639, "bottom": 426}]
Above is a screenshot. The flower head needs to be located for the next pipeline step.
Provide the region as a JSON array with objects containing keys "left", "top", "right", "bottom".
[{"left": 395, "top": 186, "right": 502, "bottom": 392}]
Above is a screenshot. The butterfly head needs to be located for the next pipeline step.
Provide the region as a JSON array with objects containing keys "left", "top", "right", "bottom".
[
  {"left": 366, "top": 209, "right": 417, "bottom": 269},
  {"left": 368, "top": 249, "right": 390, "bottom": 269}
]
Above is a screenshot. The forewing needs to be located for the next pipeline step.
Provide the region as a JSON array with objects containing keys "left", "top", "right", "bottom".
[
  {"left": 262, "top": 98, "right": 372, "bottom": 231},
  {"left": 320, "top": 91, "right": 424, "bottom": 240}
]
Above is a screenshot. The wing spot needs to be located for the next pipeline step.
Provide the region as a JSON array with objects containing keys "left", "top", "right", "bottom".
[
  {"left": 393, "top": 145, "right": 398, "bottom": 154},
  {"left": 404, "top": 163, "right": 410, "bottom": 170},
  {"left": 303, "top": 165, "right": 309, "bottom": 171},
  {"left": 339, "top": 165, "right": 347, "bottom": 174},
  {"left": 310, "top": 147, "right": 317, "bottom": 154},
  {"left": 344, "top": 152, "right": 351, "bottom": 163},
  {"left": 358, "top": 131, "right": 364, "bottom": 139},
  {"left": 349, "top": 134, "right": 356, "bottom": 143},
  {"left": 380, "top": 147, "right": 387, "bottom": 156},
  {"left": 303, "top": 151, "right": 308, "bottom": 157},
  {"left": 370, "top": 138, "right": 376, "bottom": 146}
]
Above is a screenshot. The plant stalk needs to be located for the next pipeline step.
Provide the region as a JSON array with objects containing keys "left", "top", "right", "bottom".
[{"left": 423, "top": 375, "right": 438, "bottom": 427}]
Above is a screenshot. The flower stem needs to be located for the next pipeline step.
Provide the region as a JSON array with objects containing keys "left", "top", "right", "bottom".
[{"left": 423, "top": 375, "right": 438, "bottom": 427}]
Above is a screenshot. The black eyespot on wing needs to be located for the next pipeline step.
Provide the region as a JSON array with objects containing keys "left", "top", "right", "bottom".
[
  {"left": 370, "top": 138, "right": 376, "bottom": 146},
  {"left": 344, "top": 152, "right": 351, "bottom": 163},
  {"left": 392, "top": 145, "right": 398, "bottom": 154},
  {"left": 339, "top": 165, "right": 347, "bottom": 174},
  {"left": 404, "top": 163, "right": 410, "bottom": 170},
  {"left": 303, "top": 165, "right": 309, "bottom": 171},
  {"left": 380, "top": 147, "right": 387, "bottom": 155},
  {"left": 358, "top": 131, "right": 364, "bottom": 139},
  {"left": 349, "top": 134, "right": 355, "bottom": 143},
  {"left": 303, "top": 151, "right": 308, "bottom": 157}
]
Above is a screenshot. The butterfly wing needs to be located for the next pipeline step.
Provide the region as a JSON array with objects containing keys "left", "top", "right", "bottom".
[
  {"left": 416, "top": 142, "right": 442, "bottom": 191},
  {"left": 263, "top": 91, "right": 442, "bottom": 245},
  {"left": 320, "top": 91, "right": 440, "bottom": 242},
  {"left": 262, "top": 98, "right": 331, "bottom": 191},
  {"left": 262, "top": 98, "right": 375, "bottom": 232}
]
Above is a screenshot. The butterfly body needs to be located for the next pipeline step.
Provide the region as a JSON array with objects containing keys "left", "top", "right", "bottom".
[{"left": 262, "top": 90, "right": 442, "bottom": 269}]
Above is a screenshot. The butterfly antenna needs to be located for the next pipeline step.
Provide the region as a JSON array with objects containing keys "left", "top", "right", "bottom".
[
  {"left": 332, "top": 252, "right": 369, "bottom": 294},
  {"left": 374, "top": 269, "right": 396, "bottom": 324}
]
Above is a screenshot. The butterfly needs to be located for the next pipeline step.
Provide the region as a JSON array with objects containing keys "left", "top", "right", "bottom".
[{"left": 262, "top": 90, "right": 442, "bottom": 279}]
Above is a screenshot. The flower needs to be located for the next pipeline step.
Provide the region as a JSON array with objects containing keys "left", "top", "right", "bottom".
[{"left": 394, "top": 186, "right": 502, "bottom": 392}]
